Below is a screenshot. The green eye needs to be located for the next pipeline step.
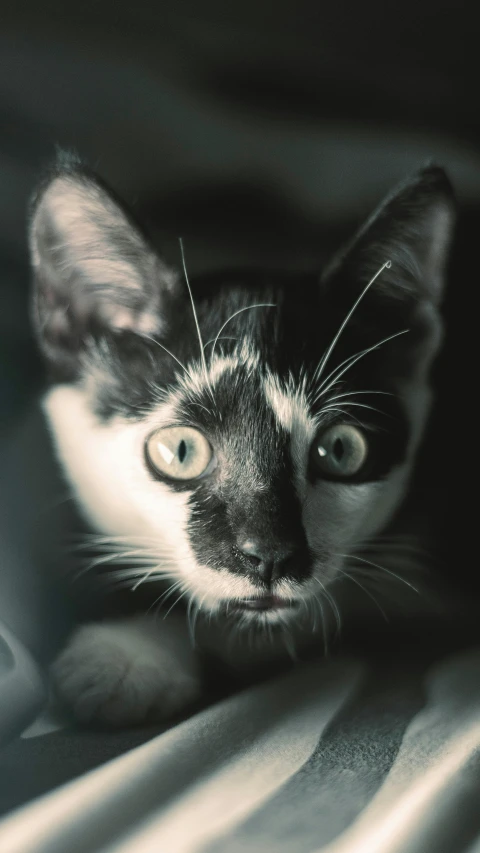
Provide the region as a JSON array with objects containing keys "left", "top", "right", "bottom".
[
  {"left": 146, "top": 427, "right": 214, "bottom": 481},
  {"left": 313, "top": 424, "right": 368, "bottom": 479}
]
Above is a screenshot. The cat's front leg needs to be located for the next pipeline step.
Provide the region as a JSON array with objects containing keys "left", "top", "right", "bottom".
[{"left": 51, "top": 615, "right": 201, "bottom": 726}]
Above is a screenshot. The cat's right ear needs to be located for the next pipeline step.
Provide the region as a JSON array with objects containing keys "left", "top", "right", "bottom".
[{"left": 29, "top": 153, "right": 179, "bottom": 378}]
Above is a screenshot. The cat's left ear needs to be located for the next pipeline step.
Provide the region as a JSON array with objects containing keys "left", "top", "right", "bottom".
[{"left": 323, "top": 165, "right": 456, "bottom": 305}]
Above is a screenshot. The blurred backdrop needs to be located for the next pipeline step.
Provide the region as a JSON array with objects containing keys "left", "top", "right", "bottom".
[{"left": 1, "top": 2, "right": 478, "bottom": 424}]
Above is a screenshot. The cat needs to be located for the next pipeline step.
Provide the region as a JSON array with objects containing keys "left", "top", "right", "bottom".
[{"left": 28, "top": 153, "right": 455, "bottom": 726}]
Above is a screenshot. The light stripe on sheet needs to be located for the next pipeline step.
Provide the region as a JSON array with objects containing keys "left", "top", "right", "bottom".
[
  {"left": 2, "top": 650, "right": 480, "bottom": 853},
  {"left": 319, "top": 649, "right": 480, "bottom": 853},
  {"left": 204, "top": 667, "right": 426, "bottom": 853},
  {"left": 0, "top": 659, "right": 362, "bottom": 853}
]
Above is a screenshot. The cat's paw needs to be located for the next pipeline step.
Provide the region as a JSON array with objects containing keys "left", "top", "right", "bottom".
[{"left": 51, "top": 618, "right": 200, "bottom": 726}]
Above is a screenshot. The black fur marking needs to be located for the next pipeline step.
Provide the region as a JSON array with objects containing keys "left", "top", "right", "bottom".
[{"left": 182, "top": 368, "right": 312, "bottom": 587}]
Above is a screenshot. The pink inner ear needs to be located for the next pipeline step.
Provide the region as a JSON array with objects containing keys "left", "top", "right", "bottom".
[{"left": 31, "top": 174, "right": 178, "bottom": 344}]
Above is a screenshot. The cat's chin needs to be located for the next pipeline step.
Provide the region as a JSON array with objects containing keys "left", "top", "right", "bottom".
[
  {"left": 218, "top": 595, "right": 301, "bottom": 625},
  {"left": 231, "top": 595, "right": 297, "bottom": 612}
]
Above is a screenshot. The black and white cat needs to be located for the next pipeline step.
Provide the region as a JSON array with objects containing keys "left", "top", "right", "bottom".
[{"left": 29, "top": 154, "right": 454, "bottom": 725}]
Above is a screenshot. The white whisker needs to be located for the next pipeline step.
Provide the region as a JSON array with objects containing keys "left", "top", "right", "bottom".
[
  {"left": 137, "top": 332, "right": 188, "bottom": 374},
  {"left": 321, "top": 401, "right": 386, "bottom": 416},
  {"left": 132, "top": 565, "right": 177, "bottom": 591},
  {"left": 209, "top": 303, "right": 275, "bottom": 365},
  {"left": 148, "top": 579, "right": 184, "bottom": 615},
  {"left": 324, "top": 390, "right": 394, "bottom": 402},
  {"left": 97, "top": 570, "right": 178, "bottom": 590},
  {"left": 203, "top": 336, "right": 238, "bottom": 349},
  {"left": 73, "top": 549, "right": 156, "bottom": 580},
  {"left": 179, "top": 237, "right": 214, "bottom": 400},
  {"left": 163, "top": 586, "right": 190, "bottom": 619},
  {"left": 314, "top": 329, "right": 410, "bottom": 403},
  {"left": 317, "top": 405, "right": 364, "bottom": 427},
  {"left": 314, "top": 260, "right": 392, "bottom": 383},
  {"left": 71, "top": 534, "right": 170, "bottom": 551},
  {"left": 336, "top": 567, "right": 388, "bottom": 621},
  {"left": 312, "top": 577, "right": 338, "bottom": 650},
  {"left": 281, "top": 629, "right": 298, "bottom": 662},
  {"left": 187, "top": 598, "right": 198, "bottom": 647},
  {"left": 342, "top": 553, "right": 420, "bottom": 593}
]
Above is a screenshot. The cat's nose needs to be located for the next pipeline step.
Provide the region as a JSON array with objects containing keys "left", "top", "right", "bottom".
[{"left": 236, "top": 537, "right": 296, "bottom": 585}]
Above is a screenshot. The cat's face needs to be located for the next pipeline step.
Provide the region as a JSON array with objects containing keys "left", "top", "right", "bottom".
[{"left": 30, "top": 156, "right": 454, "bottom": 628}]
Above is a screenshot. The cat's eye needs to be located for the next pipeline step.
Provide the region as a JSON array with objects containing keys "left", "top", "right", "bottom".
[
  {"left": 312, "top": 424, "right": 368, "bottom": 479},
  {"left": 146, "top": 427, "right": 214, "bottom": 481}
]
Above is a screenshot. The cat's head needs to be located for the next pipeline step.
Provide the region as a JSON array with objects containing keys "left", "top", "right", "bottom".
[{"left": 29, "top": 154, "right": 454, "bottom": 628}]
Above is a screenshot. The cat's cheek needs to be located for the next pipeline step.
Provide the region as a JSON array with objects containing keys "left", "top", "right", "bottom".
[
  {"left": 302, "top": 471, "right": 410, "bottom": 555},
  {"left": 357, "top": 466, "right": 412, "bottom": 540}
]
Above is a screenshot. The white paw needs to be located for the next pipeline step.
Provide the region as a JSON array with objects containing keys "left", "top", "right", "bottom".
[{"left": 51, "top": 618, "right": 200, "bottom": 726}]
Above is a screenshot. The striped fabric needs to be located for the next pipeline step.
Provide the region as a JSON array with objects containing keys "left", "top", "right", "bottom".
[{"left": 1, "top": 650, "right": 480, "bottom": 853}]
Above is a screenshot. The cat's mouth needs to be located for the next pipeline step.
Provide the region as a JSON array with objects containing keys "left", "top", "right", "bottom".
[{"left": 230, "top": 595, "right": 297, "bottom": 612}]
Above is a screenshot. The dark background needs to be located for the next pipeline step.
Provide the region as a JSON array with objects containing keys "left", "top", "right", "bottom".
[
  {"left": 0, "top": 5, "right": 476, "bottom": 651},
  {"left": 1, "top": 3, "right": 478, "bottom": 425}
]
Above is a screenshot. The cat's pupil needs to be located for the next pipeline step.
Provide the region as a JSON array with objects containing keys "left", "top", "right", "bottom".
[
  {"left": 178, "top": 440, "right": 187, "bottom": 463},
  {"left": 333, "top": 438, "right": 344, "bottom": 461}
]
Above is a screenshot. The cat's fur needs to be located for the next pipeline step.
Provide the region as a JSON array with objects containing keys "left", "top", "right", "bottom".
[{"left": 29, "top": 154, "right": 455, "bottom": 725}]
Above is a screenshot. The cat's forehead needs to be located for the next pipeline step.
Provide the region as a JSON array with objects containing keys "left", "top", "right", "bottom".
[
  {"left": 145, "top": 344, "right": 317, "bottom": 491},
  {"left": 172, "top": 344, "right": 314, "bottom": 433}
]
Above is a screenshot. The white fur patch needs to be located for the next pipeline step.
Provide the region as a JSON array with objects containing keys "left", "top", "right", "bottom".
[
  {"left": 44, "top": 385, "right": 268, "bottom": 610},
  {"left": 175, "top": 341, "right": 261, "bottom": 401},
  {"left": 264, "top": 371, "right": 317, "bottom": 499}
]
